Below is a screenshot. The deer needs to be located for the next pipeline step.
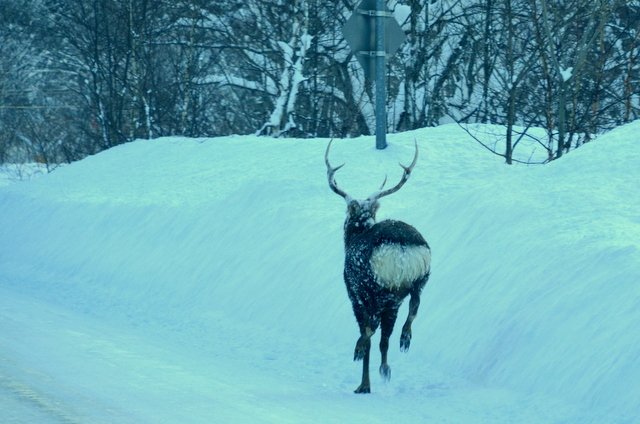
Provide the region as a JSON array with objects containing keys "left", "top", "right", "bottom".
[{"left": 325, "top": 139, "right": 431, "bottom": 394}]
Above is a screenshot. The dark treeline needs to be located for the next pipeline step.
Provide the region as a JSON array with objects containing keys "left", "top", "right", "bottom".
[{"left": 1, "top": 0, "right": 639, "bottom": 166}]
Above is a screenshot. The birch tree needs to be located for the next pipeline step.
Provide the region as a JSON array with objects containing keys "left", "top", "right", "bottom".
[{"left": 396, "top": 0, "right": 473, "bottom": 130}]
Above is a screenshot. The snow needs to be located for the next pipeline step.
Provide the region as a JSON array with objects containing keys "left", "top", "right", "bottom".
[
  {"left": 561, "top": 67, "right": 574, "bottom": 82},
  {"left": 1, "top": 122, "right": 639, "bottom": 423},
  {"left": 0, "top": 163, "right": 49, "bottom": 187},
  {"left": 393, "top": 4, "right": 411, "bottom": 25}
]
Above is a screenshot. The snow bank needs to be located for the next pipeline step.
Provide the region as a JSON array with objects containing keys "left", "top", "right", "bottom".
[{"left": 1, "top": 122, "right": 639, "bottom": 422}]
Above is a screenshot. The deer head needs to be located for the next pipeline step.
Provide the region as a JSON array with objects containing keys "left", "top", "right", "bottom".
[{"left": 325, "top": 138, "right": 419, "bottom": 232}]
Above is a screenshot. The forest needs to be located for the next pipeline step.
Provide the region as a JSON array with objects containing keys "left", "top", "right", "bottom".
[{"left": 1, "top": 0, "right": 639, "bottom": 166}]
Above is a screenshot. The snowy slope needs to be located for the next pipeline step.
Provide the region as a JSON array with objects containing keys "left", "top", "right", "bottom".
[{"left": 1, "top": 123, "right": 639, "bottom": 423}]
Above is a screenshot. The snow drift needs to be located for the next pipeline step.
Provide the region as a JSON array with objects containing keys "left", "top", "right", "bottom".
[{"left": 1, "top": 123, "right": 639, "bottom": 423}]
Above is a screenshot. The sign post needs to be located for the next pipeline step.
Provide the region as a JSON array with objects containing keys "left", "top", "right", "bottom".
[
  {"left": 375, "top": 0, "right": 387, "bottom": 150},
  {"left": 341, "top": 0, "right": 406, "bottom": 149}
]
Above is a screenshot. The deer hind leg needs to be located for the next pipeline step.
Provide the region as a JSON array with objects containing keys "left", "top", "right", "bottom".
[
  {"left": 353, "top": 311, "right": 374, "bottom": 360},
  {"left": 353, "top": 310, "right": 375, "bottom": 393},
  {"left": 354, "top": 335, "right": 372, "bottom": 394},
  {"left": 379, "top": 308, "right": 398, "bottom": 382},
  {"left": 400, "top": 291, "right": 421, "bottom": 352},
  {"left": 353, "top": 327, "right": 374, "bottom": 393}
]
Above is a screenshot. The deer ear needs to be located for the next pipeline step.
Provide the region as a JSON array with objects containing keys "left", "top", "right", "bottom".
[
  {"left": 371, "top": 200, "right": 380, "bottom": 215},
  {"left": 347, "top": 200, "right": 360, "bottom": 216}
]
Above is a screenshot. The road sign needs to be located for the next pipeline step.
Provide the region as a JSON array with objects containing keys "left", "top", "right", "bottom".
[
  {"left": 341, "top": 0, "right": 406, "bottom": 149},
  {"left": 341, "top": 0, "right": 406, "bottom": 80}
]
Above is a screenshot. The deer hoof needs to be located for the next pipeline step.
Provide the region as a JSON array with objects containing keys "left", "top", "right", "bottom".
[
  {"left": 379, "top": 364, "right": 391, "bottom": 381},
  {"left": 354, "top": 385, "right": 371, "bottom": 394},
  {"left": 400, "top": 331, "right": 411, "bottom": 352}
]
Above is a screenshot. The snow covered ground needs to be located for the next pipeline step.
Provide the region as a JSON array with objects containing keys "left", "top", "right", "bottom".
[
  {"left": 0, "top": 163, "right": 50, "bottom": 187},
  {"left": 1, "top": 123, "right": 639, "bottom": 423}
]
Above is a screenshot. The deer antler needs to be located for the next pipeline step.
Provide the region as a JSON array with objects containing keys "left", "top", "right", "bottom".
[
  {"left": 368, "top": 139, "right": 419, "bottom": 202},
  {"left": 325, "top": 139, "right": 351, "bottom": 200}
]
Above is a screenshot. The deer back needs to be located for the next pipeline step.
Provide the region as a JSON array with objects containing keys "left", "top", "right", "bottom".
[{"left": 346, "top": 220, "right": 431, "bottom": 291}]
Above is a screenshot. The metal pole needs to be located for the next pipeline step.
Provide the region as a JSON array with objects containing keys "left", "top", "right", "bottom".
[{"left": 375, "top": 0, "right": 387, "bottom": 149}]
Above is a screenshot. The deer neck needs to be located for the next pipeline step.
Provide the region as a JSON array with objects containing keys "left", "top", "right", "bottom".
[{"left": 344, "top": 215, "right": 376, "bottom": 247}]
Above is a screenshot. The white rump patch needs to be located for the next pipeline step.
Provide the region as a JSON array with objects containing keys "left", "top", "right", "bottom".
[{"left": 371, "top": 244, "right": 431, "bottom": 289}]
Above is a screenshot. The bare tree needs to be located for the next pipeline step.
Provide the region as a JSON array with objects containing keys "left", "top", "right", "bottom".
[
  {"left": 536, "top": 0, "right": 614, "bottom": 159},
  {"left": 3, "top": 0, "right": 640, "bottom": 167}
]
